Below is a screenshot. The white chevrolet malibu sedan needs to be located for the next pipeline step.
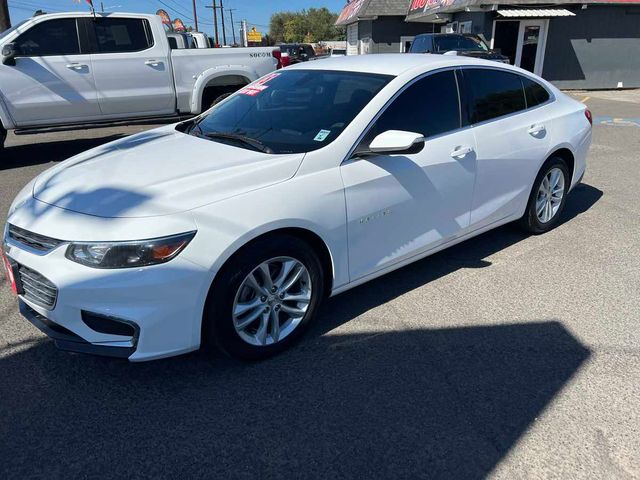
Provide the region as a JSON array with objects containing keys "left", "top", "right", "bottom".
[{"left": 2, "top": 55, "right": 592, "bottom": 361}]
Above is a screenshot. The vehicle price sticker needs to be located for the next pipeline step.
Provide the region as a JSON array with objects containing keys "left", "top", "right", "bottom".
[
  {"left": 314, "top": 130, "right": 331, "bottom": 142},
  {"left": 239, "top": 73, "right": 281, "bottom": 97}
]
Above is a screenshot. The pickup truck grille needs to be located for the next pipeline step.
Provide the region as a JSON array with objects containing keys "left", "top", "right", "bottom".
[
  {"left": 8, "top": 224, "right": 63, "bottom": 253},
  {"left": 18, "top": 264, "right": 58, "bottom": 310}
]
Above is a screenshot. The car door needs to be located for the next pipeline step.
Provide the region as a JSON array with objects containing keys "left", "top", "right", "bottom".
[
  {"left": 87, "top": 17, "right": 175, "bottom": 117},
  {"left": 0, "top": 17, "right": 101, "bottom": 126},
  {"left": 340, "top": 69, "right": 477, "bottom": 281},
  {"left": 460, "top": 68, "right": 552, "bottom": 228}
]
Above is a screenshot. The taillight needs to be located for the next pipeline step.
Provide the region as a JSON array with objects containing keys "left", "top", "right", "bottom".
[
  {"left": 585, "top": 108, "right": 593, "bottom": 126},
  {"left": 273, "top": 49, "right": 282, "bottom": 69},
  {"left": 281, "top": 52, "right": 291, "bottom": 68}
]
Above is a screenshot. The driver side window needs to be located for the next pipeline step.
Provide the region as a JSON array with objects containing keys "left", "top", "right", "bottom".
[
  {"left": 14, "top": 18, "right": 81, "bottom": 57},
  {"left": 360, "top": 70, "right": 462, "bottom": 151}
]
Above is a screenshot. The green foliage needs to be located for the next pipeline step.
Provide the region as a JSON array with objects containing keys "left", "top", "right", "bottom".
[{"left": 270, "top": 8, "right": 345, "bottom": 43}]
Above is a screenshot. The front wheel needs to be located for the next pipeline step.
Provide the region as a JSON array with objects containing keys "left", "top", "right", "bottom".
[
  {"left": 203, "top": 235, "right": 324, "bottom": 360},
  {"left": 520, "top": 157, "right": 570, "bottom": 234}
]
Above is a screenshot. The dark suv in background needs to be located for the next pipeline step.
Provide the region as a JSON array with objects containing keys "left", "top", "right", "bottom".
[
  {"left": 409, "top": 33, "right": 509, "bottom": 64},
  {"left": 277, "top": 44, "right": 317, "bottom": 64}
]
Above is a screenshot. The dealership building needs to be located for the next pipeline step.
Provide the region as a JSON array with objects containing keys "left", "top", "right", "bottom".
[{"left": 337, "top": 0, "right": 640, "bottom": 89}]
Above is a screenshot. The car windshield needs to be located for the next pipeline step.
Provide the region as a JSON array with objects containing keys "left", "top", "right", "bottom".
[
  {"left": 0, "top": 19, "right": 28, "bottom": 42},
  {"left": 189, "top": 70, "right": 393, "bottom": 154},
  {"left": 434, "top": 35, "right": 488, "bottom": 52}
]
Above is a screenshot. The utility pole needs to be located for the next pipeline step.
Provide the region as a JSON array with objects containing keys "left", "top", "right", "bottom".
[
  {"left": 219, "top": 0, "right": 226, "bottom": 46},
  {"left": 228, "top": 8, "right": 237, "bottom": 45},
  {"left": 240, "top": 19, "right": 248, "bottom": 47},
  {"left": 0, "top": 0, "right": 11, "bottom": 33},
  {"left": 192, "top": 0, "right": 198, "bottom": 32},
  {"left": 207, "top": 1, "right": 219, "bottom": 46}
]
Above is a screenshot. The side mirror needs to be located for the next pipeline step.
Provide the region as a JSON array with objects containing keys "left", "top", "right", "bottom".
[
  {"left": 368, "top": 130, "right": 425, "bottom": 155},
  {"left": 443, "top": 50, "right": 459, "bottom": 56},
  {"left": 2, "top": 43, "right": 18, "bottom": 66}
]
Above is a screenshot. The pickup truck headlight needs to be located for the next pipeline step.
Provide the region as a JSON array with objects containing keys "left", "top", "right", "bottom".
[{"left": 65, "top": 231, "right": 196, "bottom": 269}]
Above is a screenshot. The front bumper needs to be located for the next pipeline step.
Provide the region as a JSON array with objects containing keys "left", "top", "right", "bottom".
[
  {"left": 4, "top": 234, "right": 213, "bottom": 362},
  {"left": 19, "top": 300, "right": 136, "bottom": 358}
]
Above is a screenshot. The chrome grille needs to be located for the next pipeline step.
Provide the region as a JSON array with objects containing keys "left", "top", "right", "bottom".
[
  {"left": 18, "top": 265, "right": 58, "bottom": 310},
  {"left": 8, "top": 224, "right": 62, "bottom": 253}
]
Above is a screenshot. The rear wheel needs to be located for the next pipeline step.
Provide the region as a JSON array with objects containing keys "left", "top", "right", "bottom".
[
  {"left": 520, "top": 157, "right": 570, "bottom": 234},
  {"left": 203, "top": 235, "right": 324, "bottom": 360}
]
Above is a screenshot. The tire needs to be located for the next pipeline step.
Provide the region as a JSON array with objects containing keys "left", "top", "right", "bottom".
[
  {"left": 519, "top": 156, "right": 570, "bottom": 234},
  {"left": 211, "top": 92, "right": 233, "bottom": 107},
  {"left": 203, "top": 234, "right": 325, "bottom": 361}
]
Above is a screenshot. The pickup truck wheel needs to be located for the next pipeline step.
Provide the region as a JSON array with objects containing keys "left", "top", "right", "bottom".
[{"left": 211, "top": 92, "right": 233, "bottom": 107}]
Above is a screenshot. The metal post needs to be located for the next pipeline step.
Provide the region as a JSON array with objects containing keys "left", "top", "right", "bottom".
[
  {"left": 0, "top": 0, "right": 11, "bottom": 33},
  {"left": 212, "top": 0, "right": 219, "bottom": 46},
  {"left": 192, "top": 0, "right": 198, "bottom": 32},
  {"left": 241, "top": 19, "right": 248, "bottom": 48},
  {"left": 219, "top": 0, "right": 226, "bottom": 46},
  {"left": 228, "top": 8, "right": 237, "bottom": 45}
]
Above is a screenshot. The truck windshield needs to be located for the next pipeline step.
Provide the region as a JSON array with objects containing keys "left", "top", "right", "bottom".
[
  {"left": 434, "top": 35, "right": 488, "bottom": 52},
  {"left": 190, "top": 70, "right": 393, "bottom": 154}
]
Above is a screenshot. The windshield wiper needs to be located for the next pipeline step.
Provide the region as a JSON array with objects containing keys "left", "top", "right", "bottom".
[{"left": 203, "top": 132, "right": 274, "bottom": 154}]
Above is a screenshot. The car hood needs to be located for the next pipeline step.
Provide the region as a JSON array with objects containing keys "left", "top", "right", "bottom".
[{"left": 33, "top": 127, "right": 305, "bottom": 218}]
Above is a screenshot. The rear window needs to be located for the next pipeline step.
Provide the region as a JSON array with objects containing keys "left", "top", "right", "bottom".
[
  {"left": 92, "top": 18, "right": 153, "bottom": 53},
  {"left": 190, "top": 70, "right": 392, "bottom": 154},
  {"left": 463, "top": 68, "right": 526, "bottom": 124},
  {"left": 522, "top": 77, "right": 550, "bottom": 108},
  {"left": 409, "top": 36, "right": 431, "bottom": 53},
  {"left": 434, "top": 35, "right": 488, "bottom": 53}
]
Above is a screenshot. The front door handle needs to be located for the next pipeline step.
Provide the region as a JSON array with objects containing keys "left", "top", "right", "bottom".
[
  {"left": 450, "top": 145, "right": 474, "bottom": 158},
  {"left": 528, "top": 124, "right": 546, "bottom": 135},
  {"left": 66, "top": 63, "right": 87, "bottom": 70},
  {"left": 145, "top": 59, "right": 161, "bottom": 66}
]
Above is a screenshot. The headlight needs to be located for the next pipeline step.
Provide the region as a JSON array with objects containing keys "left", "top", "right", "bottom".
[{"left": 65, "top": 231, "right": 196, "bottom": 269}]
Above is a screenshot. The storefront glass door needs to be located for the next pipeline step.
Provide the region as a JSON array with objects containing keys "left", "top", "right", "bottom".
[
  {"left": 515, "top": 20, "right": 548, "bottom": 76},
  {"left": 493, "top": 19, "right": 548, "bottom": 76}
]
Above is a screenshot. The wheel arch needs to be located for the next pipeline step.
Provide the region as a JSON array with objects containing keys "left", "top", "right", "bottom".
[
  {"left": 548, "top": 146, "right": 575, "bottom": 184},
  {"left": 190, "top": 68, "right": 257, "bottom": 114}
]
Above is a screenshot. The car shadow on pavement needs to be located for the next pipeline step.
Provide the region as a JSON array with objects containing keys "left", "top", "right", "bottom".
[
  {"left": 0, "top": 134, "right": 127, "bottom": 170},
  {"left": 0, "top": 184, "right": 601, "bottom": 479},
  {"left": 0, "top": 322, "right": 589, "bottom": 479}
]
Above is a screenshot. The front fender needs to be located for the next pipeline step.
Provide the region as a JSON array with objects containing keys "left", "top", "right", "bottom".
[{"left": 190, "top": 67, "right": 259, "bottom": 114}]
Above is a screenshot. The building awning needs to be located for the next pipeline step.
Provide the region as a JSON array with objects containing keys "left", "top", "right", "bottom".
[{"left": 497, "top": 9, "right": 576, "bottom": 17}]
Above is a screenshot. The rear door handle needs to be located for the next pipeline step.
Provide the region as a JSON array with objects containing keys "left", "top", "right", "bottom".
[
  {"left": 66, "top": 63, "right": 87, "bottom": 70},
  {"left": 528, "top": 124, "right": 546, "bottom": 135},
  {"left": 450, "top": 145, "right": 474, "bottom": 158},
  {"left": 145, "top": 59, "right": 161, "bottom": 66}
]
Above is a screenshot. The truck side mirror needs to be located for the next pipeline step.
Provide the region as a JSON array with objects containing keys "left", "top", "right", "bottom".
[{"left": 2, "top": 43, "right": 18, "bottom": 66}]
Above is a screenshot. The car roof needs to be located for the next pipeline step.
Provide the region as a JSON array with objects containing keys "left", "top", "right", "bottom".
[{"left": 286, "top": 53, "right": 506, "bottom": 77}]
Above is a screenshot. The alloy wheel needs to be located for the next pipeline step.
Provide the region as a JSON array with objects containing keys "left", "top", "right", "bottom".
[
  {"left": 536, "top": 167, "right": 565, "bottom": 223},
  {"left": 232, "top": 256, "right": 312, "bottom": 346}
]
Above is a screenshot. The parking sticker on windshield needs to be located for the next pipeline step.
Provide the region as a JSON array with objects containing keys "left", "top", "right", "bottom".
[{"left": 314, "top": 130, "right": 331, "bottom": 142}]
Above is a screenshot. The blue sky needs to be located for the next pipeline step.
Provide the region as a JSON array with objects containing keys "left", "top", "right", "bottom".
[{"left": 8, "top": 1, "right": 347, "bottom": 37}]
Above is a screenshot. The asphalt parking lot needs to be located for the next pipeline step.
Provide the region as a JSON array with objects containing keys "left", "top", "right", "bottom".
[{"left": 0, "top": 90, "right": 639, "bottom": 479}]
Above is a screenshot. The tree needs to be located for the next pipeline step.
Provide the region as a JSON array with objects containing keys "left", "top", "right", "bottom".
[{"left": 269, "top": 8, "right": 344, "bottom": 44}]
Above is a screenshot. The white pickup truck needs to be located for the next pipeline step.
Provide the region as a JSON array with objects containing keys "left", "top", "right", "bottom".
[{"left": 0, "top": 12, "right": 284, "bottom": 150}]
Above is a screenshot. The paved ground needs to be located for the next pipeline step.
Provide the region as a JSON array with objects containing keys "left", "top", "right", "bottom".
[{"left": 0, "top": 92, "right": 639, "bottom": 479}]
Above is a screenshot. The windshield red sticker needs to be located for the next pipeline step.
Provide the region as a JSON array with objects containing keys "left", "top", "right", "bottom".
[{"left": 239, "top": 73, "right": 281, "bottom": 96}]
